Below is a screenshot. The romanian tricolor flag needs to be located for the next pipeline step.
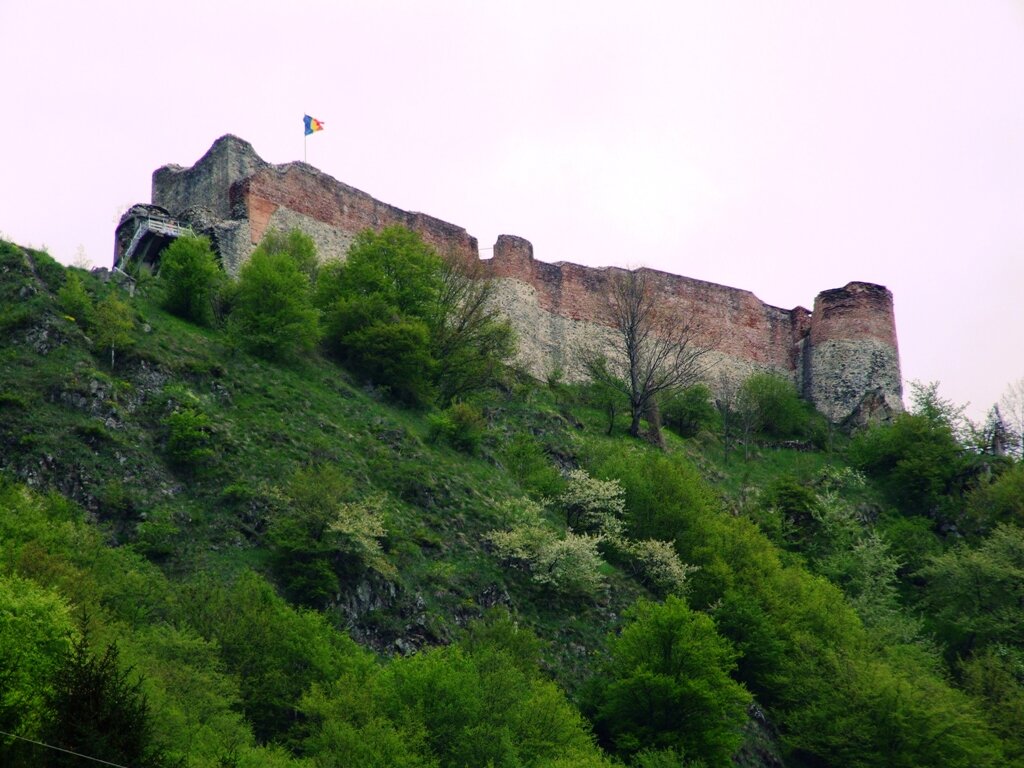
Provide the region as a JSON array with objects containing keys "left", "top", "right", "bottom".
[{"left": 304, "top": 115, "right": 325, "bottom": 136}]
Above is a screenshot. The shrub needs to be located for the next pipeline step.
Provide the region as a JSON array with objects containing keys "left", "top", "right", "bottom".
[
  {"left": 530, "top": 532, "right": 606, "bottom": 595},
  {"left": 739, "top": 372, "right": 810, "bottom": 439},
  {"left": 163, "top": 406, "right": 215, "bottom": 468},
  {"left": 558, "top": 469, "right": 626, "bottom": 538},
  {"left": 500, "top": 433, "right": 564, "bottom": 497},
  {"left": 268, "top": 466, "right": 394, "bottom": 606},
  {"left": 661, "top": 384, "right": 718, "bottom": 438},
  {"left": 487, "top": 498, "right": 607, "bottom": 596},
  {"left": 427, "top": 402, "right": 486, "bottom": 453},
  {"left": 617, "top": 538, "right": 697, "bottom": 596},
  {"left": 58, "top": 271, "right": 94, "bottom": 328}
]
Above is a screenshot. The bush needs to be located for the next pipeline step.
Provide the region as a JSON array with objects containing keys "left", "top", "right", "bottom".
[
  {"left": 487, "top": 499, "right": 607, "bottom": 596},
  {"left": 268, "top": 466, "right": 393, "bottom": 606},
  {"left": 158, "top": 235, "right": 222, "bottom": 326},
  {"left": 58, "top": 271, "right": 94, "bottom": 328},
  {"left": 500, "top": 434, "right": 564, "bottom": 497},
  {"left": 427, "top": 402, "right": 486, "bottom": 453},
  {"left": 163, "top": 406, "right": 215, "bottom": 468},
  {"left": 160, "top": 387, "right": 215, "bottom": 469},
  {"left": 558, "top": 469, "right": 626, "bottom": 538},
  {"left": 851, "top": 412, "right": 964, "bottom": 517},
  {"left": 661, "top": 384, "right": 719, "bottom": 438},
  {"left": 617, "top": 538, "right": 696, "bottom": 597},
  {"left": 739, "top": 372, "right": 810, "bottom": 439}
]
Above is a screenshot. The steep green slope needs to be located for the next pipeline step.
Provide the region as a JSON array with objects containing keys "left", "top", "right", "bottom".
[{"left": 2, "top": 239, "right": 1021, "bottom": 768}]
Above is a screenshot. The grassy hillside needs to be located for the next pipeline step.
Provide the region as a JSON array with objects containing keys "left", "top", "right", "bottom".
[{"left": 2, "top": 238, "right": 1022, "bottom": 768}]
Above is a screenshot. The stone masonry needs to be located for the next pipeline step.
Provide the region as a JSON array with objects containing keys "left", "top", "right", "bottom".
[{"left": 118, "top": 134, "right": 904, "bottom": 422}]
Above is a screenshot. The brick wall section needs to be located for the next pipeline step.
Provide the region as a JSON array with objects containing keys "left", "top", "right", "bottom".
[
  {"left": 238, "top": 164, "right": 479, "bottom": 263},
  {"left": 810, "top": 282, "right": 899, "bottom": 347},
  {"left": 485, "top": 235, "right": 806, "bottom": 371}
]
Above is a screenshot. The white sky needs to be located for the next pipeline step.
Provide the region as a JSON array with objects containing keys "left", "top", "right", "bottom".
[{"left": 2, "top": 1, "right": 1022, "bottom": 418}]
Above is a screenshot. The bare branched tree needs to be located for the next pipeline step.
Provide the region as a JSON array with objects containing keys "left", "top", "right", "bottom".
[
  {"left": 998, "top": 378, "right": 1024, "bottom": 458},
  {"left": 583, "top": 268, "right": 716, "bottom": 440}
]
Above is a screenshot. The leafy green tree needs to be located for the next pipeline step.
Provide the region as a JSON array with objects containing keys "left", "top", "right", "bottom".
[
  {"left": 318, "top": 226, "right": 513, "bottom": 405},
  {"left": 918, "top": 524, "right": 1024, "bottom": 655},
  {"left": 959, "top": 646, "right": 1024, "bottom": 763},
  {"left": 301, "top": 626, "right": 609, "bottom": 768},
  {"left": 176, "top": 570, "right": 358, "bottom": 743},
  {"left": 158, "top": 234, "right": 222, "bottom": 325},
  {"left": 0, "top": 575, "right": 75, "bottom": 765},
  {"left": 42, "top": 632, "right": 170, "bottom": 768},
  {"left": 254, "top": 228, "right": 319, "bottom": 281},
  {"left": 93, "top": 292, "right": 135, "bottom": 369},
  {"left": 851, "top": 411, "right": 964, "bottom": 517},
  {"left": 585, "top": 596, "right": 752, "bottom": 765},
  {"left": 228, "top": 237, "right": 320, "bottom": 360},
  {"left": 268, "top": 465, "right": 393, "bottom": 606},
  {"left": 967, "top": 462, "right": 1024, "bottom": 532},
  {"left": 57, "top": 270, "right": 94, "bottom": 328},
  {"left": 432, "top": 256, "right": 515, "bottom": 404}
]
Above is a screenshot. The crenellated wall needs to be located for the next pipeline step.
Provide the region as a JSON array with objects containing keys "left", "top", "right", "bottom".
[{"left": 141, "top": 135, "right": 903, "bottom": 422}]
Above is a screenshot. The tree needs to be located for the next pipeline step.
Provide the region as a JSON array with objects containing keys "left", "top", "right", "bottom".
[
  {"left": 42, "top": 632, "right": 170, "bottom": 768},
  {"left": 432, "top": 256, "right": 515, "bottom": 404},
  {"left": 583, "top": 269, "right": 715, "bottom": 439},
  {"left": 227, "top": 238, "right": 320, "bottom": 360},
  {"left": 317, "top": 226, "right": 513, "bottom": 405},
  {"left": 57, "top": 270, "right": 94, "bottom": 328},
  {"left": 918, "top": 524, "right": 1024, "bottom": 655},
  {"left": 268, "top": 465, "right": 393, "bottom": 606},
  {"left": 660, "top": 383, "right": 718, "bottom": 438},
  {"left": 93, "top": 292, "right": 135, "bottom": 369},
  {"left": 585, "top": 596, "right": 752, "bottom": 765},
  {"left": 0, "top": 575, "right": 75, "bottom": 766},
  {"left": 158, "top": 234, "right": 222, "bottom": 325},
  {"left": 999, "top": 378, "right": 1024, "bottom": 458}
]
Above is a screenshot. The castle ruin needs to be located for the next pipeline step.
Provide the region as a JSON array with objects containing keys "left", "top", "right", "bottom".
[{"left": 115, "top": 135, "right": 903, "bottom": 423}]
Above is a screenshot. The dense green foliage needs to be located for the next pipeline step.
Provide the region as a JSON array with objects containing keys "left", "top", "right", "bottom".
[
  {"left": 1, "top": 238, "right": 1022, "bottom": 768},
  {"left": 586, "top": 596, "right": 751, "bottom": 765},
  {"left": 228, "top": 240, "right": 321, "bottom": 360},
  {"left": 316, "top": 226, "right": 513, "bottom": 405},
  {"left": 158, "top": 234, "right": 222, "bottom": 326}
]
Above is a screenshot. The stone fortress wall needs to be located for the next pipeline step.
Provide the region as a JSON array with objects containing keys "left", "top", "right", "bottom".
[{"left": 130, "top": 134, "right": 903, "bottom": 423}]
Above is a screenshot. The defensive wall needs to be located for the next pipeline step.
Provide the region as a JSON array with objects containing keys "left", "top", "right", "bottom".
[{"left": 115, "top": 134, "right": 903, "bottom": 423}]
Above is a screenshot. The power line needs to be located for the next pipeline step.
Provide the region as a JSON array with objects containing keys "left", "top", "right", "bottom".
[{"left": 0, "top": 729, "right": 132, "bottom": 768}]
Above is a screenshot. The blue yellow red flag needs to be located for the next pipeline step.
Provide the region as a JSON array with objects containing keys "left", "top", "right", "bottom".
[{"left": 304, "top": 115, "right": 325, "bottom": 136}]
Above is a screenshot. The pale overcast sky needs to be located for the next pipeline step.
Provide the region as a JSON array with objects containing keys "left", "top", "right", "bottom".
[{"left": 2, "top": 1, "right": 1022, "bottom": 418}]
